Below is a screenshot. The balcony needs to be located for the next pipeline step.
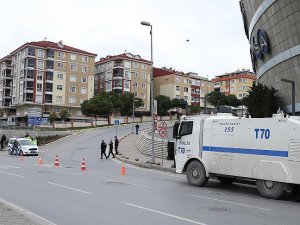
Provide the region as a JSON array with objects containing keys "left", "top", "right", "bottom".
[
  {"left": 114, "top": 64, "right": 124, "bottom": 68},
  {"left": 45, "top": 88, "right": 53, "bottom": 93},
  {"left": 113, "top": 84, "right": 122, "bottom": 90},
  {"left": 46, "top": 66, "right": 54, "bottom": 72},
  {"left": 113, "top": 74, "right": 123, "bottom": 79}
]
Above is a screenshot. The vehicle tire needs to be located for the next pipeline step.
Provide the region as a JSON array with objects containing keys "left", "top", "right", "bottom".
[
  {"left": 292, "top": 184, "right": 300, "bottom": 197},
  {"left": 186, "top": 160, "right": 208, "bottom": 187},
  {"left": 217, "top": 176, "right": 236, "bottom": 184},
  {"left": 256, "top": 180, "right": 284, "bottom": 199}
]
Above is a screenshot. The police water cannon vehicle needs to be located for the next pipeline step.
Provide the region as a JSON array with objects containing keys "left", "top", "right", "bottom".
[{"left": 173, "top": 110, "right": 300, "bottom": 199}]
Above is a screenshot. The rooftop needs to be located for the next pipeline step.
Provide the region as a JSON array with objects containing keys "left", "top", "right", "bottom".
[{"left": 96, "top": 53, "right": 151, "bottom": 65}]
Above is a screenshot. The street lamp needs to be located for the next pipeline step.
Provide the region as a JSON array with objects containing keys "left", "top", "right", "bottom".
[
  {"left": 141, "top": 20, "right": 155, "bottom": 164},
  {"left": 131, "top": 77, "right": 137, "bottom": 134},
  {"left": 281, "top": 78, "right": 295, "bottom": 116}
]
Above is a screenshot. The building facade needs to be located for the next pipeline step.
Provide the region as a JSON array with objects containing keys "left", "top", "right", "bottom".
[
  {"left": 240, "top": 0, "right": 300, "bottom": 113},
  {"left": 95, "top": 53, "right": 151, "bottom": 111},
  {"left": 212, "top": 70, "right": 256, "bottom": 99},
  {"left": 0, "top": 40, "right": 96, "bottom": 124},
  {"left": 153, "top": 67, "right": 214, "bottom": 110}
]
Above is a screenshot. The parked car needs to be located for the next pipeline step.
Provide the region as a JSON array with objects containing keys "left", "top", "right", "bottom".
[{"left": 8, "top": 137, "right": 39, "bottom": 156}]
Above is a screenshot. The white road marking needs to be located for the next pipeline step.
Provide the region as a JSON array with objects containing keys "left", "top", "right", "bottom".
[
  {"left": 0, "top": 165, "right": 21, "bottom": 169},
  {"left": 190, "top": 195, "right": 270, "bottom": 211},
  {"left": 54, "top": 170, "right": 82, "bottom": 176},
  {"left": 48, "top": 182, "right": 92, "bottom": 195},
  {"left": 125, "top": 203, "right": 207, "bottom": 225},
  {"left": 11, "top": 163, "right": 33, "bottom": 167},
  {"left": 0, "top": 170, "right": 25, "bottom": 178},
  {"left": 105, "top": 178, "right": 151, "bottom": 189},
  {"left": 0, "top": 197, "right": 57, "bottom": 225}
]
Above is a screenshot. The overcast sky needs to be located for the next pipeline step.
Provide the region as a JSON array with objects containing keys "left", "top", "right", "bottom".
[{"left": 0, "top": 0, "right": 252, "bottom": 79}]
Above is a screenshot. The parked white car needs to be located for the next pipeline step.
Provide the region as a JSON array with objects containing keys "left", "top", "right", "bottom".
[{"left": 8, "top": 137, "right": 39, "bottom": 156}]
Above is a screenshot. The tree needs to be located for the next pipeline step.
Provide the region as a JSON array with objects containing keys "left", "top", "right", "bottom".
[
  {"left": 155, "top": 95, "right": 172, "bottom": 116},
  {"left": 190, "top": 105, "right": 201, "bottom": 114},
  {"left": 226, "top": 94, "right": 241, "bottom": 107},
  {"left": 243, "top": 82, "right": 279, "bottom": 118},
  {"left": 59, "top": 110, "right": 69, "bottom": 122},
  {"left": 49, "top": 112, "right": 58, "bottom": 123},
  {"left": 206, "top": 91, "right": 227, "bottom": 107},
  {"left": 171, "top": 98, "right": 187, "bottom": 119},
  {"left": 80, "top": 92, "right": 143, "bottom": 117}
]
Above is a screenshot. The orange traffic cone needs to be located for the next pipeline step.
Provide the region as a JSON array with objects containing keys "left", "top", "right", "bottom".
[
  {"left": 121, "top": 163, "right": 126, "bottom": 175},
  {"left": 20, "top": 154, "right": 24, "bottom": 161},
  {"left": 38, "top": 156, "right": 43, "bottom": 165},
  {"left": 54, "top": 155, "right": 60, "bottom": 167},
  {"left": 81, "top": 158, "right": 86, "bottom": 171}
]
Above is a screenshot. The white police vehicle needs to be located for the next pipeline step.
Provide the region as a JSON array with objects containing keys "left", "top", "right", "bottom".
[
  {"left": 8, "top": 137, "right": 39, "bottom": 156},
  {"left": 173, "top": 111, "right": 300, "bottom": 199}
]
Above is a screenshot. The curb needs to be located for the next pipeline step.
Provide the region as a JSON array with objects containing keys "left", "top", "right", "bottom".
[{"left": 115, "top": 155, "right": 176, "bottom": 173}]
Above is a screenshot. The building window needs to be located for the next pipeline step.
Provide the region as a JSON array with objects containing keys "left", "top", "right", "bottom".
[
  {"left": 133, "top": 62, "right": 139, "bottom": 68},
  {"left": 57, "top": 62, "right": 64, "bottom": 69},
  {"left": 36, "top": 95, "right": 42, "bottom": 104},
  {"left": 71, "top": 54, "right": 76, "bottom": 60},
  {"left": 132, "top": 72, "right": 139, "bottom": 77},
  {"left": 38, "top": 49, "right": 44, "bottom": 58},
  {"left": 69, "top": 96, "right": 76, "bottom": 103},
  {"left": 81, "top": 77, "right": 87, "bottom": 83},
  {"left": 37, "top": 83, "right": 42, "bottom": 92},
  {"left": 69, "top": 86, "right": 76, "bottom": 93},
  {"left": 141, "top": 83, "right": 146, "bottom": 89},
  {"left": 184, "top": 96, "right": 188, "bottom": 101},
  {"left": 106, "top": 82, "right": 111, "bottom": 89},
  {"left": 141, "top": 64, "right": 147, "bottom": 70},
  {"left": 134, "top": 92, "right": 138, "bottom": 97},
  {"left": 82, "top": 56, "right": 88, "bottom": 62},
  {"left": 70, "top": 64, "right": 77, "bottom": 71},
  {"left": 57, "top": 73, "right": 63, "bottom": 79},
  {"left": 70, "top": 75, "right": 77, "bottom": 82},
  {"left": 37, "top": 60, "right": 44, "bottom": 70},
  {"left": 56, "top": 96, "right": 62, "bottom": 102},
  {"left": 176, "top": 95, "right": 180, "bottom": 99},
  {"left": 184, "top": 79, "right": 188, "bottom": 84},
  {"left": 184, "top": 87, "right": 188, "bottom": 92},
  {"left": 58, "top": 51, "right": 65, "bottom": 58},
  {"left": 141, "top": 73, "right": 146, "bottom": 79},
  {"left": 54, "top": 107, "right": 60, "bottom": 112},
  {"left": 81, "top": 87, "right": 87, "bottom": 94},
  {"left": 107, "top": 62, "right": 112, "bottom": 68},
  {"left": 176, "top": 86, "right": 180, "bottom": 91},
  {"left": 140, "top": 93, "right": 145, "bottom": 98},
  {"left": 133, "top": 82, "right": 138, "bottom": 87},
  {"left": 82, "top": 66, "right": 88, "bottom": 73},
  {"left": 57, "top": 85, "right": 63, "bottom": 90},
  {"left": 124, "top": 61, "right": 131, "bottom": 68},
  {"left": 37, "top": 72, "right": 43, "bottom": 80},
  {"left": 124, "top": 71, "right": 131, "bottom": 79},
  {"left": 176, "top": 77, "right": 180, "bottom": 83},
  {"left": 28, "top": 47, "right": 35, "bottom": 56}
]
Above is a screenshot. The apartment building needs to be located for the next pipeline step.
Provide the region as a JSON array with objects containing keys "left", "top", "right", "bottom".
[
  {"left": 95, "top": 53, "right": 151, "bottom": 111},
  {"left": 212, "top": 70, "right": 256, "bottom": 99},
  {"left": 153, "top": 67, "right": 214, "bottom": 109},
  {"left": 0, "top": 56, "right": 13, "bottom": 111},
  {"left": 0, "top": 40, "right": 96, "bottom": 124}
]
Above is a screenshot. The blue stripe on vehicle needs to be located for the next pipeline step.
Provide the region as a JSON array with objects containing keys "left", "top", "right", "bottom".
[{"left": 202, "top": 146, "right": 288, "bottom": 157}]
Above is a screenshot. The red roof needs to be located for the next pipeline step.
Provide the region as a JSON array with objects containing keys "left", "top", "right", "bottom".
[
  {"left": 153, "top": 67, "right": 175, "bottom": 77},
  {"left": 96, "top": 53, "right": 151, "bottom": 65},
  {"left": 10, "top": 41, "right": 97, "bottom": 57}
]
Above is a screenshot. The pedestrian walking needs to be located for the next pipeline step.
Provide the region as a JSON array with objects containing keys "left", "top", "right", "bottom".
[
  {"left": 135, "top": 123, "right": 140, "bottom": 135},
  {"left": 114, "top": 136, "right": 119, "bottom": 155},
  {"left": 107, "top": 139, "right": 115, "bottom": 158},
  {"left": 1, "top": 134, "right": 6, "bottom": 149},
  {"left": 100, "top": 140, "right": 107, "bottom": 159}
]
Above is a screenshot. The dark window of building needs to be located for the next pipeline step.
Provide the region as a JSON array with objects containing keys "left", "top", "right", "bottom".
[
  {"left": 46, "top": 60, "right": 54, "bottom": 69},
  {"left": 26, "top": 58, "right": 35, "bottom": 68},
  {"left": 28, "top": 47, "right": 35, "bottom": 56},
  {"left": 25, "top": 69, "right": 34, "bottom": 79},
  {"left": 47, "top": 49, "right": 54, "bottom": 58},
  {"left": 46, "top": 71, "right": 53, "bottom": 80}
]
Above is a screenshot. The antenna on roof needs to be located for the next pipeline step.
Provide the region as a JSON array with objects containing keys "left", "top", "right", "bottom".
[
  {"left": 124, "top": 49, "right": 127, "bottom": 53},
  {"left": 44, "top": 37, "right": 47, "bottom": 41},
  {"left": 57, "top": 40, "right": 64, "bottom": 48}
]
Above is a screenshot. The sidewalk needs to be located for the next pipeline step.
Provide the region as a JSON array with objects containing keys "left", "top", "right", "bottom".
[{"left": 116, "top": 132, "right": 176, "bottom": 173}]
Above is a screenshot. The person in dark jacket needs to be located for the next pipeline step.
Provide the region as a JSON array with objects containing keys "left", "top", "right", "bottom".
[
  {"left": 135, "top": 123, "right": 140, "bottom": 135},
  {"left": 100, "top": 140, "right": 107, "bottom": 159},
  {"left": 107, "top": 139, "right": 115, "bottom": 159},
  {"left": 114, "top": 136, "right": 119, "bottom": 155},
  {"left": 1, "top": 134, "right": 6, "bottom": 149}
]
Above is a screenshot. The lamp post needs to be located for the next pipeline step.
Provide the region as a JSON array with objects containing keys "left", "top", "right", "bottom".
[
  {"left": 281, "top": 78, "right": 295, "bottom": 116},
  {"left": 141, "top": 20, "right": 155, "bottom": 164},
  {"left": 131, "top": 77, "right": 136, "bottom": 134}
]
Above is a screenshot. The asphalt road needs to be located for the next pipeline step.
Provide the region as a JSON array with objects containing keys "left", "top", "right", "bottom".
[{"left": 0, "top": 124, "right": 300, "bottom": 225}]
